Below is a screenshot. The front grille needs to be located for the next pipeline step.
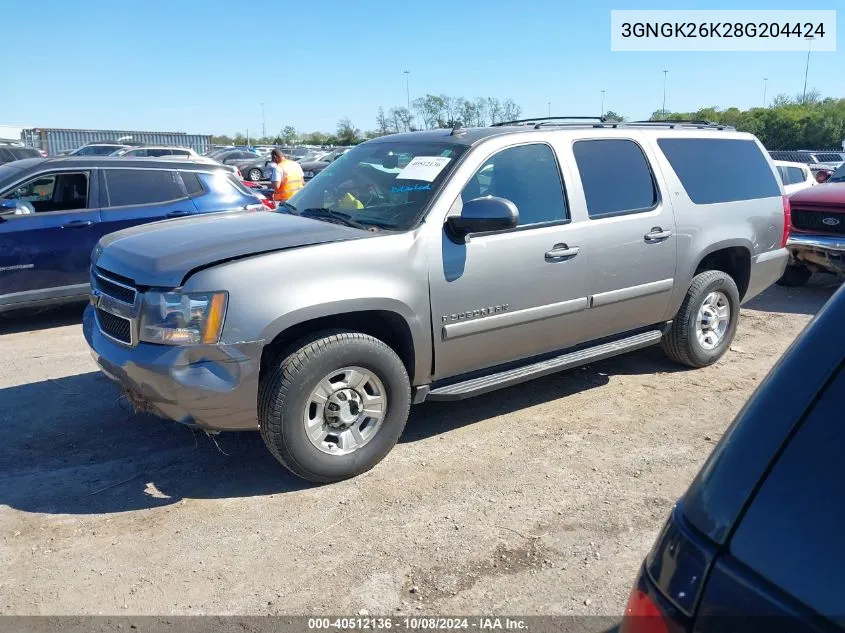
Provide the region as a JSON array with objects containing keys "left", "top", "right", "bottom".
[
  {"left": 792, "top": 209, "right": 845, "bottom": 235},
  {"left": 94, "top": 268, "right": 137, "bottom": 304},
  {"left": 96, "top": 307, "right": 132, "bottom": 345}
]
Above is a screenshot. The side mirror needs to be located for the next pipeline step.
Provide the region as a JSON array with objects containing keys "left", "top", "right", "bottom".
[
  {"left": 446, "top": 196, "right": 519, "bottom": 239},
  {"left": 0, "top": 199, "right": 34, "bottom": 217}
]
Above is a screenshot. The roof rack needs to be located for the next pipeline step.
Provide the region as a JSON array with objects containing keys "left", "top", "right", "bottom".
[
  {"left": 492, "top": 116, "right": 607, "bottom": 129},
  {"left": 629, "top": 119, "right": 732, "bottom": 130}
]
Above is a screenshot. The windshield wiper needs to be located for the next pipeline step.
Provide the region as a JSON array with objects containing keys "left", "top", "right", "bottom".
[{"left": 297, "top": 208, "right": 370, "bottom": 230}]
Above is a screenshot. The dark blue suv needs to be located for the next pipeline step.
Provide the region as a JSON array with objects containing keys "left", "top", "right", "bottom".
[
  {"left": 0, "top": 157, "right": 264, "bottom": 313},
  {"left": 622, "top": 282, "right": 845, "bottom": 633}
]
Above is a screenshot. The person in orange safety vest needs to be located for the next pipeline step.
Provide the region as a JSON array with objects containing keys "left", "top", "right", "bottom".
[{"left": 268, "top": 149, "right": 305, "bottom": 202}]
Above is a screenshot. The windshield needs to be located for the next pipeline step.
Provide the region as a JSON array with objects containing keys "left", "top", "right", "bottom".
[
  {"left": 285, "top": 141, "right": 466, "bottom": 231},
  {"left": 829, "top": 165, "right": 845, "bottom": 183}
]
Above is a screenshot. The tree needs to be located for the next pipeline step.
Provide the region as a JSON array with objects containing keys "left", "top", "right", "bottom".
[
  {"left": 376, "top": 107, "right": 391, "bottom": 135},
  {"left": 501, "top": 98, "right": 521, "bottom": 123},
  {"left": 280, "top": 126, "right": 297, "bottom": 145},
  {"left": 486, "top": 97, "right": 503, "bottom": 125},
  {"left": 603, "top": 110, "right": 625, "bottom": 122},
  {"left": 336, "top": 118, "right": 361, "bottom": 145},
  {"left": 388, "top": 107, "right": 413, "bottom": 132},
  {"left": 412, "top": 94, "right": 446, "bottom": 130}
]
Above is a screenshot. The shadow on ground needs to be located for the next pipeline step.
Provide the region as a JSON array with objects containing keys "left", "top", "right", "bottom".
[
  {"left": 744, "top": 275, "right": 839, "bottom": 316},
  {"left": 0, "top": 301, "right": 87, "bottom": 334},
  {"left": 0, "top": 345, "right": 678, "bottom": 515}
]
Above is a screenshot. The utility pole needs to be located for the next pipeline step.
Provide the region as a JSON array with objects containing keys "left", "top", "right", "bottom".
[
  {"left": 762, "top": 78, "right": 768, "bottom": 108},
  {"left": 600, "top": 90, "right": 606, "bottom": 116},
  {"left": 547, "top": 101, "right": 551, "bottom": 117},
  {"left": 662, "top": 70, "right": 668, "bottom": 117},
  {"left": 802, "top": 36, "right": 815, "bottom": 104},
  {"left": 247, "top": 129, "right": 249, "bottom": 146},
  {"left": 260, "top": 102, "right": 266, "bottom": 139},
  {"left": 403, "top": 70, "right": 410, "bottom": 111}
]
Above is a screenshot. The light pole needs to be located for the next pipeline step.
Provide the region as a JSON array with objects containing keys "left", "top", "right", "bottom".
[
  {"left": 403, "top": 70, "right": 410, "bottom": 111},
  {"left": 662, "top": 70, "right": 668, "bottom": 117},
  {"left": 260, "top": 102, "right": 266, "bottom": 139},
  {"left": 600, "top": 90, "right": 606, "bottom": 116},
  {"left": 762, "top": 78, "right": 768, "bottom": 108},
  {"left": 547, "top": 101, "right": 551, "bottom": 117},
  {"left": 802, "top": 36, "right": 815, "bottom": 103}
]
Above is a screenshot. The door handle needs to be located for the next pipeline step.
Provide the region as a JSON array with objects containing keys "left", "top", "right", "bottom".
[
  {"left": 545, "top": 243, "right": 580, "bottom": 261},
  {"left": 166, "top": 210, "right": 191, "bottom": 218},
  {"left": 644, "top": 228, "right": 673, "bottom": 242},
  {"left": 61, "top": 220, "right": 93, "bottom": 228}
]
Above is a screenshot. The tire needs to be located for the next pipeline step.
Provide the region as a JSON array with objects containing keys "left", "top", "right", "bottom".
[
  {"left": 776, "top": 264, "right": 812, "bottom": 287},
  {"left": 258, "top": 331, "right": 411, "bottom": 483},
  {"left": 247, "top": 168, "right": 263, "bottom": 182},
  {"left": 662, "top": 270, "right": 740, "bottom": 369}
]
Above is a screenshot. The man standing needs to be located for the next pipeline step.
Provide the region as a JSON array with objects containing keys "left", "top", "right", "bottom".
[{"left": 268, "top": 149, "right": 305, "bottom": 202}]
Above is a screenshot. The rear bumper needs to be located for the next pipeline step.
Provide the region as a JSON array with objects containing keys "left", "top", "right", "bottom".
[
  {"left": 786, "top": 234, "right": 845, "bottom": 275},
  {"left": 83, "top": 304, "right": 263, "bottom": 431},
  {"left": 744, "top": 248, "right": 789, "bottom": 303}
]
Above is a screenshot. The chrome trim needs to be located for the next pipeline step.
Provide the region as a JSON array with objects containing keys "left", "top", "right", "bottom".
[
  {"left": 590, "top": 278, "right": 674, "bottom": 308},
  {"left": 93, "top": 306, "right": 136, "bottom": 347},
  {"left": 787, "top": 234, "right": 845, "bottom": 252},
  {"left": 442, "top": 297, "right": 588, "bottom": 341},
  {"left": 94, "top": 269, "right": 137, "bottom": 306}
]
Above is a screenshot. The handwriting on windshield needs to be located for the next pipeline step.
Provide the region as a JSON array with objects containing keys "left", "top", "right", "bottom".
[{"left": 391, "top": 184, "right": 432, "bottom": 193}]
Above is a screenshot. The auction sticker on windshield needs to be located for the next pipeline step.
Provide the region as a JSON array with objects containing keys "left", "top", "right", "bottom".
[{"left": 396, "top": 156, "right": 451, "bottom": 181}]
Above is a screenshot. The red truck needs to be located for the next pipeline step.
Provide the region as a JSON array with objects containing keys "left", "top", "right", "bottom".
[{"left": 780, "top": 183, "right": 845, "bottom": 286}]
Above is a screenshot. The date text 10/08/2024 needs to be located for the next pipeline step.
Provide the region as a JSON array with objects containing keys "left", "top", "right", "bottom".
[{"left": 307, "top": 617, "right": 529, "bottom": 630}]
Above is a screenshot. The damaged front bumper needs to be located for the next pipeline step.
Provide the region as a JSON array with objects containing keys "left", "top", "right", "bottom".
[
  {"left": 83, "top": 304, "right": 263, "bottom": 431},
  {"left": 786, "top": 234, "right": 845, "bottom": 276}
]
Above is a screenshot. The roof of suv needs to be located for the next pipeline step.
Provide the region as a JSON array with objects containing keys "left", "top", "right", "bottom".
[{"left": 4, "top": 156, "right": 227, "bottom": 171}]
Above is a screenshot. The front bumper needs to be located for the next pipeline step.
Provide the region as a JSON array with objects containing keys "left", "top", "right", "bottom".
[
  {"left": 83, "top": 304, "right": 263, "bottom": 431},
  {"left": 786, "top": 234, "right": 845, "bottom": 276}
]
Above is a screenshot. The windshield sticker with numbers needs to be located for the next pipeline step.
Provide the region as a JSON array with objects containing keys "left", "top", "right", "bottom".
[{"left": 396, "top": 156, "right": 451, "bottom": 181}]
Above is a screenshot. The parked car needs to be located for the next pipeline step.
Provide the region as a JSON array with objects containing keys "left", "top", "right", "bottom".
[
  {"left": 0, "top": 146, "right": 41, "bottom": 165},
  {"left": 0, "top": 157, "right": 265, "bottom": 314},
  {"left": 83, "top": 122, "right": 789, "bottom": 482},
  {"left": 769, "top": 150, "right": 842, "bottom": 183},
  {"left": 621, "top": 281, "right": 845, "bottom": 633},
  {"left": 299, "top": 147, "right": 352, "bottom": 181},
  {"left": 70, "top": 143, "right": 131, "bottom": 157},
  {"left": 111, "top": 146, "right": 198, "bottom": 158},
  {"left": 774, "top": 160, "right": 816, "bottom": 195},
  {"left": 778, "top": 182, "right": 845, "bottom": 286},
  {"left": 209, "top": 150, "right": 270, "bottom": 181}
]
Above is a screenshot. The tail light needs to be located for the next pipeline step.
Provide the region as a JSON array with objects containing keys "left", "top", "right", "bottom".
[
  {"left": 261, "top": 198, "right": 277, "bottom": 210},
  {"left": 815, "top": 170, "right": 831, "bottom": 184},
  {"left": 620, "top": 587, "right": 671, "bottom": 633},
  {"left": 781, "top": 195, "right": 792, "bottom": 248}
]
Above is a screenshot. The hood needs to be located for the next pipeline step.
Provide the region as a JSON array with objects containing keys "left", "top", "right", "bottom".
[
  {"left": 96, "top": 211, "right": 368, "bottom": 287},
  {"left": 789, "top": 183, "right": 845, "bottom": 208}
]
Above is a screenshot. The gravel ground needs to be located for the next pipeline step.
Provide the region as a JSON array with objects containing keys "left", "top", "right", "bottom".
[{"left": 0, "top": 278, "right": 838, "bottom": 617}]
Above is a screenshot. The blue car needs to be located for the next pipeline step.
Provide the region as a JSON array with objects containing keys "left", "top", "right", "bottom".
[
  {"left": 622, "top": 282, "right": 845, "bottom": 632},
  {"left": 0, "top": 157, "right": 265, "bottom": 313}
]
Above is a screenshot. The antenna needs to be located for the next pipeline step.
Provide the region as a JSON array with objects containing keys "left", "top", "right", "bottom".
[{"left": 450, "top": 121, "right": 465, "bottom": 136}]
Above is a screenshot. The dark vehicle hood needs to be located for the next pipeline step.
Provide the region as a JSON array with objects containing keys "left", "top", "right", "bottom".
[{"left": 96, "top": 211, "right": 368, "bottom": 287}]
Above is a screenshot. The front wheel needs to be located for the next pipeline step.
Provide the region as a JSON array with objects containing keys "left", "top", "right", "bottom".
[
  {"left": 662, "top": 270, "right": 740, "bottom": 368},
  {"left": 258, "top": 331, "right": 411, "bottom": 483},
  {"left": 247, "top": 168, "right": 263, "bottom": 182}
]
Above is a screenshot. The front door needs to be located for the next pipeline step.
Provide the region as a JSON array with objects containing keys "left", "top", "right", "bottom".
[
  {"left": 0, "top": 169, "right": 100, "bottom": 304},
  {"left": 428, "top": 142, "right": 593, "bottom": 380}
]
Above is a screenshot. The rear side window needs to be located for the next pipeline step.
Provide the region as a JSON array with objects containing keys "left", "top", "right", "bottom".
[
  {"left": 179, "top": 171, "right": 204, "bottom": 196},
  {"left": 786, "top": 166, "right": 806, "bottom": 185},
  {"left": 730, "top": 366, "right": 845, "bottom": 616},
  {"left": 104, "top": 169, "right": 184, "bottom": 207},
  {"left": 573, "top": 139, "right": 657, "bottom": 218},
  {"left": 461, "top": 143, "right": 568, "bottom": 226},
  {"left": 659, "top": 138, "right": 780, "bottom": 204},
  {"left": 10, "top": 148, "right": 39, "bottom": 159}
]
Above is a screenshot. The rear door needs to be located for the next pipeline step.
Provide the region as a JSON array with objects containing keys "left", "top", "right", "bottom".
[
  {"left": 562, "top": 136, "right": 677, "bottom": 341},
  {"left": 96, "top": 167, "right": 195, "bottom": 239},
  {"left": 189, "top": 171, "right": 259, "bottom": 214},
  {"left": 0, "top": 169, "right": 100, "bottom": 302}
]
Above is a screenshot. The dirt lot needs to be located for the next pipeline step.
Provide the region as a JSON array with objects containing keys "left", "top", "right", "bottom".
[{"left": 0, "top": 278, "right": 838, "bottom": 617}]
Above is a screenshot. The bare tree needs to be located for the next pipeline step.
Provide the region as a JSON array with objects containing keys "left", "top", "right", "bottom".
[
  {"left": 501, "top": 98, "right": 522, "bottom": 123},
  {"left": 473, "top": 97, "right": 488, "bottom": 127},
  {"left": 486, "top": 97, "right": 503, "bottom": 125},
  {"left": 376, "top": 107, "right": 391, "bottom": 135}
]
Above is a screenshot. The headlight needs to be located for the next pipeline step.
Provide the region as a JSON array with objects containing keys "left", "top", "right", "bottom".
[
  {"left": 303, "top": 170, "right": 314, "bottom": 178},
  {"left": 139, "top": 291, "right": 228, "bottom": 345}
]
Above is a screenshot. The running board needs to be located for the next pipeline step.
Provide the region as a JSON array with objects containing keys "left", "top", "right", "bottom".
[{"left": 426, "top": 329, "right": 664, "bottom": 401}]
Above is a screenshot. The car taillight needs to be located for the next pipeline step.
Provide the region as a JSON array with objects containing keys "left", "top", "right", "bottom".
[
  {"left": 781, "top": 195, "right": 792, "bottom": 248},
  {"left": 261, "top": 198, "right": 276, "bottom": 210},
  {"left": 815, "top": 170, "right": 831, "bottom": 184},
  {"left": 620, "top": 588, "right": 671, "bottom": 633}
]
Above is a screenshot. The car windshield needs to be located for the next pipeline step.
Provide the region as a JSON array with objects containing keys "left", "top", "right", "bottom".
[
  {"left": 73, "top": 145, "right": 123, "bottom": 156},
  {"left": 285, "top": 141, "right": 466, "bottom": 231},
  {"left": 829, "top": 165, "right": 845, "bottom": 183}
]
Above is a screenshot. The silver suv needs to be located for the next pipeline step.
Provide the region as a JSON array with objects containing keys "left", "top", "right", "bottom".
[{"left": 84, "top": 119, "right": 790, "bottom": 482}]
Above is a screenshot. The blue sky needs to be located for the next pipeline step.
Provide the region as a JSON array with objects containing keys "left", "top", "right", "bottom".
[{"left": 3, "top": 0, "right": 842, "bottom": 136}]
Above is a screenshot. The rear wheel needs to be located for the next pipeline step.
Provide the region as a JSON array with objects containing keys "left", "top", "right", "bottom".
[
  {"left": 258, "top": 331, "right": 411, "bottom": 483},
  {"left": 247, "top": 168, "right": 263, "bottom": 182},
  {"left": 776, "top": 264, "right": 812, "bottom": 287},
  {"left": 662, "top": 270, "right": 740, "bottom": 368}
]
